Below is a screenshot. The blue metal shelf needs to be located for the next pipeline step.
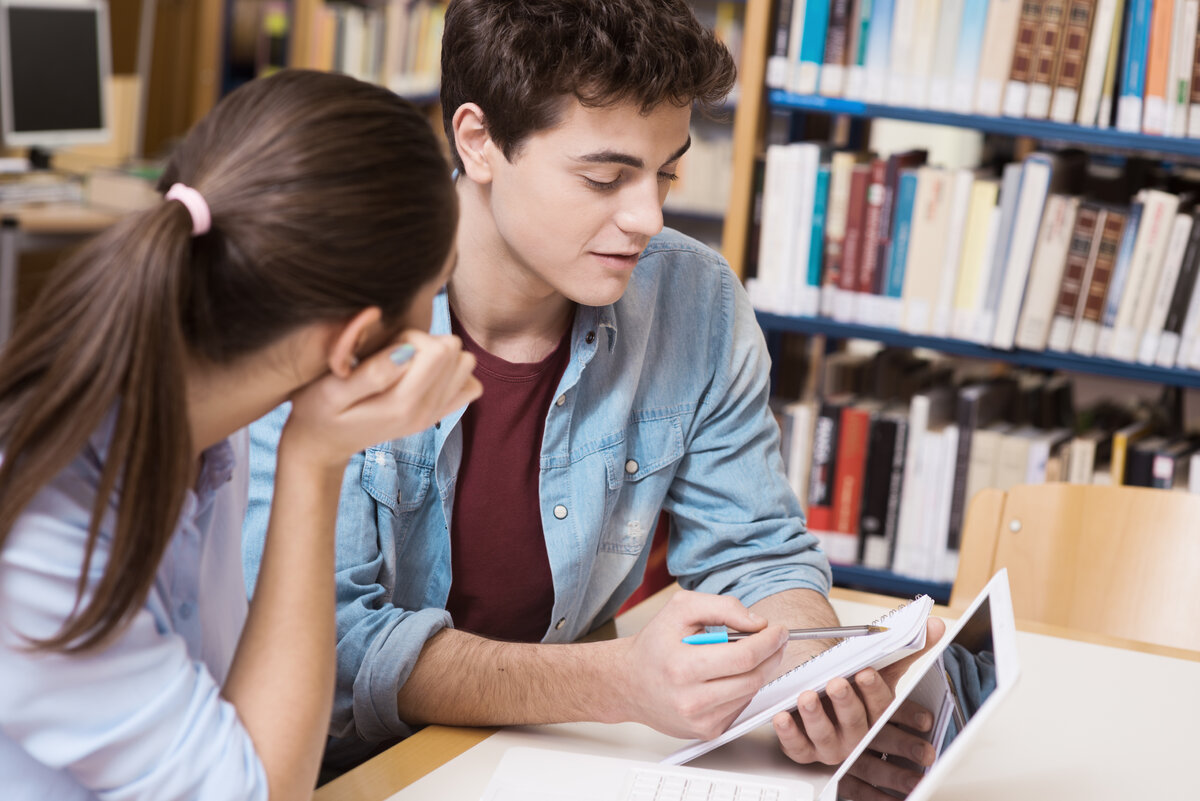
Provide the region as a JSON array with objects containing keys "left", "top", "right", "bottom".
[
  {"left": 768, "top": 91, "right": 1200, "bottom": 159},
  {"left": 831, "top": 564, "right": 952, "bottom": 603},
  {"left": 756, "top": 311, "right": 1200, "bottom": 387}
]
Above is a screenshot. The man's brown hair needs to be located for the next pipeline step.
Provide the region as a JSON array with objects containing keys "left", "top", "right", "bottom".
[{"left": 440, "top": 0, "right": 737, "bottom": 171}]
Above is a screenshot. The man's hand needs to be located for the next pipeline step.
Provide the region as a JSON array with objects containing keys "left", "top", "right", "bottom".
[
  {"left": 837, "top": 698, "right": 939, "bottom": 800},
  {"left": 771, "top": 617, "right": 947, "bottom": 765},
  {"left": 611, "top": 590, "right": 790, "bottom": 740}
]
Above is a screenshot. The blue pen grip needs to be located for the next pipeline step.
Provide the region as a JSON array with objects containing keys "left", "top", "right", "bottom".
[{"left": 682, "top": 631, "right": 730, "bottom": 645}]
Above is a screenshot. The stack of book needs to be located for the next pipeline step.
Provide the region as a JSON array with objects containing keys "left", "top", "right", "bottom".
[
  {"left": 767, "top": 0, "right": 1200, "bottom": 136},
  {"left": 748, "top": 145, "right": 1200, "bottom": 371},
  {"left": 772, "top": 346, "right": 1200, "bottom": 582}
]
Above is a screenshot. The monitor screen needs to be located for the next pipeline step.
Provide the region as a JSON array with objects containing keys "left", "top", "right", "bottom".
[{"left": 0, "top": 0, "right": 109, "bottom": 147}]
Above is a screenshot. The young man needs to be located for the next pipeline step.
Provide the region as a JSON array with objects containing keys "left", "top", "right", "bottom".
[{"left": 243, "top": 0, "right": 941, "bottom": 778}]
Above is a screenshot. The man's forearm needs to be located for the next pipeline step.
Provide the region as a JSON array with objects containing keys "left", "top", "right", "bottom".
[
  {"left": 395, "top": 628, "right": 629, "bottom": 727},
  {"left": 750, "top": 588, "right": 842, "bottom": 670}
]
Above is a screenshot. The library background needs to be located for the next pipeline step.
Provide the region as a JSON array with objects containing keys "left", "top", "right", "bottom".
[{"left": 2, "top": 0, "right": 1198, "bottom": 607}]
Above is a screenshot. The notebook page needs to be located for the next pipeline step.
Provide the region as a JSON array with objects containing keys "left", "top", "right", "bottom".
[{"left": 662, "top": 595, "right": 934, "bottom": 766}]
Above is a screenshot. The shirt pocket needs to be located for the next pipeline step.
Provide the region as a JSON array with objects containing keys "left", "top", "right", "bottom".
[
  {"left": 360, "top": 446, "right": 433, "bottom": 518},
  {"left": 599, "top": 415, "right": 685, "bottom": 555}
]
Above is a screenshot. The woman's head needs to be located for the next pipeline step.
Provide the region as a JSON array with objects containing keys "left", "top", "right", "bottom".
[{"left": 0, "top": 69, "right": 457, "bottom": 651}]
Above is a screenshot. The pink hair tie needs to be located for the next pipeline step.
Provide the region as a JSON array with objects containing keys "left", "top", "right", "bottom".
[{"left": 165, "top": 182, "right": 212, "bottom": 237}]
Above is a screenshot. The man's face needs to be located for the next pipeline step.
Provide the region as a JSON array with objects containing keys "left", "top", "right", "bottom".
[{"left": 484, "top": 98, "right": 692, "bottom": 307}]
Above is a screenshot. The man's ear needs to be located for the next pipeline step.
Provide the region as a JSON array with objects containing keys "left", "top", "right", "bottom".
[
  {"left": 328, "top": 307, "right": 384, "bottom": 378},
  {"left": 452, "top": 102, "right": 496, "bottom": 184}
]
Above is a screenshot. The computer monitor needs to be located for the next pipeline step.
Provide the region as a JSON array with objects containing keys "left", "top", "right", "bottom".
[{"left": 0, "top": 0, "right": 110, "bottom": 151}]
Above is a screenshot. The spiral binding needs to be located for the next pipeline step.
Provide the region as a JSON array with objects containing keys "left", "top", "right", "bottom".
[{"left": 755, "top": 594, "right": 932, "bottom": 693}]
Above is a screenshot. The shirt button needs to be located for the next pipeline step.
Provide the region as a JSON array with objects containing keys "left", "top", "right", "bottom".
[
  {"left": 553, "top": 504, "right": 568, "bottom": 519},
  {"left": 625, "top": 459, "right": 639, "bottom": 474},
  {"left": 585, "top": 331, "right": 596, "bottom": 344},
  {"left": 555, "top": 394, "right": 566, "bottom": 407},
  {"left": 555, "top": 617, "right": 567, "bottom": 630},
  {"left": 178, "top": 603, "right": 194, "bottom": 620}
]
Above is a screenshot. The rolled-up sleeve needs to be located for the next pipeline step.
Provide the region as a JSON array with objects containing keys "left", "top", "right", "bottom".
[
  {"left": 664, "top": 266, "right": 832, "bottom": 606},
  {"left": 243, "top": 407, "right": 451, "bottom": 749},
  {"left": 1, "top": 500, "right": 267, "bottom": 800}
]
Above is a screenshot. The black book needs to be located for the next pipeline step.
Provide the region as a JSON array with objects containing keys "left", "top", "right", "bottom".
[
  {"left": 807, "top": 395, "right": 852, "bottom": 532},
  {"left": 858, "top": 409, "right": 908, "bottom": 570}
]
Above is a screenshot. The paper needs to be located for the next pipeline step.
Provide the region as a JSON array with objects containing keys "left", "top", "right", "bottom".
[{"left": 662, "top": 595, "right": 934, "bottom": 766}]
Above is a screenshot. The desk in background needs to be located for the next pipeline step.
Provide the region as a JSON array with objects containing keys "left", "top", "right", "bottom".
[
  {"left": 0, "top": 203, "right": 123, "bottom": 344},
  {"left": 314, "top": 585, "right": 1200, "bottom": 801}
]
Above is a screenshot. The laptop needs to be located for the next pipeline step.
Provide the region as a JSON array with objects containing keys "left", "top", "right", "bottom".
[{"left": 479, "top": 569, "right": 1019, "bottom": 801}]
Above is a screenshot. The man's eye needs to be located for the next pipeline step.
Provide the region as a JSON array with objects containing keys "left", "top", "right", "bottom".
[
  {"left": 584, "top": 175, "right": 622, "bottom": 190},
  {"left": 658, "top": 171, "right": 680, "bottom": 182}
]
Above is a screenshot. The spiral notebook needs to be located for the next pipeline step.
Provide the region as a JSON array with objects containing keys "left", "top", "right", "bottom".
[{"left": 662, "top": 594, "right": 935, "bottom": 765}]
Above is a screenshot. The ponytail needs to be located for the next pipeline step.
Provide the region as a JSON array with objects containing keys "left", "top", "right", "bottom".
[{"left": 0, "top": 200, "right": 197, "bottom": 651}]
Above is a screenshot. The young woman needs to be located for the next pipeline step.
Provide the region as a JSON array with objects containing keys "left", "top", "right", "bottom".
[{"left": 0, "top": 69, "right": 480, "bottom": 801}]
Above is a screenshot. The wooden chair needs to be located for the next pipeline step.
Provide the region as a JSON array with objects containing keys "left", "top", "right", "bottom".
[{"left": 952, "top": 483, "right": 1200, "bottom": 653}]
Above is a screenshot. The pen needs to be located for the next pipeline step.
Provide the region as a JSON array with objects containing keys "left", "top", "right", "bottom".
[{"left": 682, "top": 625, "right": 889, "bottom": 645}]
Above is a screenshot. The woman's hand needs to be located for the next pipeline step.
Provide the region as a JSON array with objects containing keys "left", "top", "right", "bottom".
[{"left": 283, "top": 329, "right": 482, "bottom": 468}]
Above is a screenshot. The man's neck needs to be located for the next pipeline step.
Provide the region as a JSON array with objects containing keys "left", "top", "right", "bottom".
[{"left": 451, "top": 181, "right": 576, "bottom": 364}]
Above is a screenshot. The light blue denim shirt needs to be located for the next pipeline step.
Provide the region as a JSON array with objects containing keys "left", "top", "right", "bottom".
[
  {"left": 242, "top": 228, "right": 830, "bottom": 761},
  {"left": 0, "top": 422, "right": 267, "bottom": 801}
]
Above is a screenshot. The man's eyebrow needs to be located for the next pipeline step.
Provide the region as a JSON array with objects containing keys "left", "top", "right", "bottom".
[{"left": 573, "top": 137, "right": 693, "bottom": 170}]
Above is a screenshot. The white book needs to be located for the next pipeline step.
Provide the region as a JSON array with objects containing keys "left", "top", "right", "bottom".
[
  {"left": 1107, "top": 190, "right": 1181, "bottom": 361},
  {"left": 1166, "top": 0, "right": 1198, "bottom": 136},
  {"left": 1073, "top": 0, "right": 1121, "bottom": 124},
  {"left": 952, "top": 199, "right": 1003, "bottom": 339},
  {"left": 751, "top": 145, "right": 793, "bottom": 313},
  {"left": 992, "top": 156, "right": 1056, "bottom": 350},
  {"left": 1137, "top": 213, "right": 1194, "bottom": 363},
  {"left": 888, "top": 0, "right": 920, "bottom": 102},
  {"left": 927, "top": 0, "right": 966, "bottom": 110},
  {"left": 931, "top": 168, "right": 976, "bottom": 336},
  {"left": 1016, "top": 195, "right": 1081, "bottom": 350},
  {"left": 785, "top": 0, "right": 809, "bottom": 94},
  {"left": 902, "top": 167, "right": 954, "bottom": 334},
  {"left": 907, "top": 0, "right": 945, "bottom": 106},
  {"left": 1002, "top": 80, "right": 1031, "bottom": 118},
  {"left": 787, "top": 143, "right": 823, "bottom": 316},
  {"left": 975, "top": 0, "right": 1024, "bottom": 115},
  {"left": 972, "top": 161, "right": 1025, "bottom": 344},
  {"left": 892, "top": 395, "right": 931, "bottom": 579},
  {"left": 782, "top": 400, "right": 816, "bottom": 508},
  {"left": 931, "top": 424, "right": 960, "bottom": 584}
]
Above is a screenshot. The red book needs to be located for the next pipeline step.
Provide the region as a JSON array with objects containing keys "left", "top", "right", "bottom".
[
  {"left": 857, "top": 158, "right": 889, "bottom": 294},
  {"left": 837, "top": 165, "right": 873, "bottom": 295},
  {"left": 832, "top": 404, "right": 872, "bottom": 538}
]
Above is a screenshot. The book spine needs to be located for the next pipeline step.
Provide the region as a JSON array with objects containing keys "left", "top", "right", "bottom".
[
  {"left": 1074, "top": 206, "right": 1131, "bottom": 354},
  {"left": 1165, "top": 0, "right": 1197, "bottom": 135},
  {"left": 822, "top": 153, "right": 856, "bottom": 316},
  {"left": 977, "top": 0, "right": 1026, "bottom": 114},
  {"left": 952, "top": 0, "right": 993, "bottom": 111},
  {"left": 768, "top": 0, "right": 798, "bottom": 88},
  {"left": 833, "top": 405, "right": 871, "bottom": 541},
  {"left": 1190, "top": 11, "right": 1200, "bottom": 136},
  {"left": 1016, "top": 194, "right": 1080, "bottom": 349},
  {"left": 845, "top": 0, "right": 874, "bottom": 99},
  {"left": 1027, "top": 0, "right": 1070, "bottom": 117},
  {"left": 879, "top": 417, "right": 909, "bottom": 569},
  {"left": 1113, "top": 191, "right": 1179, "bottom": 361},
  {"left": 855, "top": 159, "right": 890, "bottom": 320},
  {"left": 821, "top": 0, "right": 855, "bottom": 95},
  {"left": 977, "top": 162, "right": 1025, "bottom": 344},
  {"left": 798, "top": 0, "right": 833, "bottom": 94},
  {"left": 929, "top": 0, "right": 967, "bottom": 109},
  {"left": 808, "top": 165, "right": 832, "bottom": 315},
  {"left": 806, "top": 399, "right": 844, "bottom": 533},
  {"left": 1051, "top": 0, "right": 1098, "bottom": 122},
  {"left": 1116, "top": 0, "right": 1153, "bottom": 132},
  {"left": 863, "top": 0, "right": 896, "bottom": 101},
  {"left": 1138, "top": 212, "right": 1194, "bottom": 362},
  {"left": 1004, "top": 0, "right": 1046, "bottom": 116},
  {"left": 932, "top": 168, "right": 975, "bottom": 336},
  {"left": 888, "top": 0, "right": 919, "bottom": 100},
  {"left": 858, "top": 415, "right": 896, "bottom": 565},
  {"left": 1047, "top": 203, "right": 1101, "bottom": 349},
  {"left": 835, "top": 166, "right": 873, "bottom": 320},
  {"left": 1161, "top": 210, "right": 1200, "bottom": 338},
  {"left": 1073, "top": 0, "right": 1118, "bottom": 124},
  {"left": 952, "top": 180, "right": 1002, "bottom": 336},
  {"left": 883, "top": 170, "right": 920, "bottom": 327},
  {"left": 1096, "top": 0, "right": 1128, "bottom": 126},
  {"left": 1142, "top": 0, "right": 1177, "bottom": 134}
]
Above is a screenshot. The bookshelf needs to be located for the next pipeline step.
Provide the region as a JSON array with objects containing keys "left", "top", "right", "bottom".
[{"left": 723, "top": 0, "right": 1200, "bottom": 601}]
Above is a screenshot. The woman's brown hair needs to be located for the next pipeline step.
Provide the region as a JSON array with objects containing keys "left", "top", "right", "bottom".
[{"left": 0, "top": 69, "right": 457, "bottom": 652}]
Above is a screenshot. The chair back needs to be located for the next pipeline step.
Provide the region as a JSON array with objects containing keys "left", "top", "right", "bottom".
[{"left": 952, "top": 483, "right": 1200, "bottom": 652}]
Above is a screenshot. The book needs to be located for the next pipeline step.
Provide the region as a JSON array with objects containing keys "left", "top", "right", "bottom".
[
  {"left": 908, "top": 0, "right": 946, "bottom": 105},
  {"left": 928, "top": 0, "right": 967, "bottom": 109},
  {"left": 1110, "top": 418, "right": 1152, "bottom": 486},
  {"left": 1189, "top": 17, "right": 1200, "bottom": 136},
  {"left": 1095, "top": 0, "right": 1128, "bottom": 126},
  {"left": 1089, "top": 198, "right": 1143, "bottom": 355},
  {"left": 844, "top": 0, "right": 875, "bottom": 98},
  {"left": 1165, "top": 0, "right": 1198, "bottom": 136},
  {"left": 1026, "top": 0, "right": 1070, "bottom": 118},
  {"left": 1045, "top": 202, "right": 1103, "bottom": 351},
  {"left": 807, "top": 395, "right": 851, "bottom": 536},
  {"left": 902, "top": 166, "right": 955, "bottom": 334},
  {"left": 663, "top": 594, "right": 934, "bottom": 766},
  {"left": 780, "top": 399, "right": 817, "bottom": 508},
  {"left": 795, "top": 0, "right": 832, "bottom": 94},
  {"left": 1050, "top": 0, "right": 1100, "bottom": 122},
  {"left": 871, "top": 150, "right": 928, "bottom": 300},
  {"left": 853, "top": 158, "right": 890, "bottom": 322},
  {"left": 1157, "top": 210, "right": 1200, "bottom": 366},
  {"left": 951, "top": 178, "right": 1003, "bottom": 339},
  {"left": 1071, "top": 0, "right": 1119, "bottom": 124},
  {"left": 821, "top": 0, "right": 857, "bottom": 95},
  {"left": 952, "top": 0, "right": 994, "bottom": 111},
  {"left": 881, "top": 168, "right": 922, "bottom": 327},
  {"left": 888, "top": 0, "right": 920, "bottom": 101},
  {"left": 1071, "top": 206, "right": 1128, "bottom": 354},
  {"left": 766, "top": 0, "right": 798, "bottom": 88},
  {"left": 1115, "top": 0, "right": 1154, "bottom": 132},
  {"left": 1015, "top": 193, "right": 1081, "bottom": 350},
  {"left": 1105, "top": 190, "right": 1180, "bottom": 361},
  {"left": 864, "top": 0, "right": 897, "bottom": 100},
  {"left": 893, "top": 386, "right": 954, "bottom": 578},
  {"left": 931, "top": 168, "right": 976, "bottom": 336},
  {"left": 859, "top": 410, "right": 909, "bottom": 570},
  {"left": 808, "top": 164, "right": 833, "bottom": 315},
  {"left": 833, "top": 164, "right": 874, "bottom": 320},
  {"left": 972, "top": 161, "right": 1025, "bottom": 344},
  {"left": 976, "top": 0, "right": 1025, "bottom": 114},
  {"left": 1136, "top": 212, "right": 1194, "bottom": 363},
  {"left": 946, "top": 382, "right": 1013, "bottom": 562},
  {"left": 822, "top": 152, "right": 858, "bottom": 315},
  {"left": 1141, "top": 0, "right": 1177, "bottom": 134},
  {"left": 992, "top": 153, "right": 1060, "bottom": 350},
  {"left": 1003, "top": 0, "right": 1046, "bottom": 116},
  {"left": 829, "top": 402, "right": 875, "bottom": 563}
]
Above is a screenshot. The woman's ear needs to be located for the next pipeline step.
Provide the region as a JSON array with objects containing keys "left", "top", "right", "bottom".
[
  {"left": 452, "top": 102, "right": 496, "bottom": 184},
  {"left": 328, "top": 307, "right": 384, "bottom": 378}
]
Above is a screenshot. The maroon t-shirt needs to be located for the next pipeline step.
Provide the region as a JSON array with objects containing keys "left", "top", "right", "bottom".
[{"left": 444, "top": 309, "right": 572, "bottom": 642}]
